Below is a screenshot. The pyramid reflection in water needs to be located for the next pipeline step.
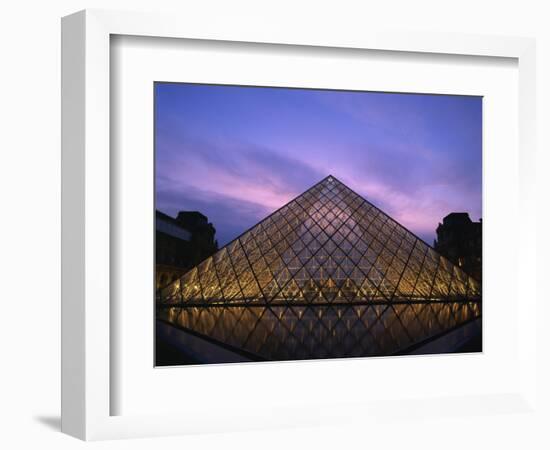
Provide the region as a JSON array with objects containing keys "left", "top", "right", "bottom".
[
  {"left": 159, "top": 175, "right": 481, "bottom": 307},
  {"left": 158, "top": 302, "right": 481, "bottom": 360}
]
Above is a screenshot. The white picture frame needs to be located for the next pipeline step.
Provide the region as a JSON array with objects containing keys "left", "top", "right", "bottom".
[{"left": 61, "top": 9, "right": 538, "bottom": 441}]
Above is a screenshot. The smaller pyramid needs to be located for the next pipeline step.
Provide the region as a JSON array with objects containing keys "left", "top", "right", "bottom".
[{"left": 160, "top": 175, "right": 481, "bottom": 306}]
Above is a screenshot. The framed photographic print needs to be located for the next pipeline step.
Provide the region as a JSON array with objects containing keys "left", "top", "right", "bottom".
[
  {"left": 62, "top": 9, "right": 538, "bottom": 441},
  {"left": 154, "top": 83, "right": 483, "bottom": 366}
]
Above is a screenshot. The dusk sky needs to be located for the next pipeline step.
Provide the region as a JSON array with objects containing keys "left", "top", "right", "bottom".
[{"left": 155, "top": 83, "right": 482, "bottom": 247}]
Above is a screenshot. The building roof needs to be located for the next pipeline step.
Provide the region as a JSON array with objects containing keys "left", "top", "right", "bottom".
[
  {"left": 441, "top": 212, "right": 473, "bottom": 227},
  {"left": 156, "top": 210, "right": 192, "bottom": 241}
]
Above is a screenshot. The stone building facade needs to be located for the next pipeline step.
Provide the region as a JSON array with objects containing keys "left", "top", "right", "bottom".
[
  {"left": 434, "top": 212, "right": 482, "bottom": 282},
  {"left": 156, "top": 210, "right": 217, "bottom": 291}
]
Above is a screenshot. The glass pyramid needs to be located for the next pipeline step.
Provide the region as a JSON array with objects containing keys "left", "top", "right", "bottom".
[{"left": 159, "top": 175, "right": 481, "bottom": 306}]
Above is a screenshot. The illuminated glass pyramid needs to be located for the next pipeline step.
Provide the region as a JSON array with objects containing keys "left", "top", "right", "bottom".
[{"left": 159, "top": 175, "right": 481, "bottom": 306}]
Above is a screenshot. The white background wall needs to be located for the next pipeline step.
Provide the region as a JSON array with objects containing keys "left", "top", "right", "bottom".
[{"left": 0, "top": 1, "right": 548, "bottom": 448}]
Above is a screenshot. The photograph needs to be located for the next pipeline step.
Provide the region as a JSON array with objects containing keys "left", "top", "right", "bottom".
[{"left": 154, "top": 83, "right": 483, "bottom": 366}]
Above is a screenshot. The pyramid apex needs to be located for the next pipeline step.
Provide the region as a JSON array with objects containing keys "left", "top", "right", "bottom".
[
  {"left": 319, "top": 174, "right": 345, "bottom": 187},
  {"left": 323, "top": 174, "right": 337, "bottom": 182}
]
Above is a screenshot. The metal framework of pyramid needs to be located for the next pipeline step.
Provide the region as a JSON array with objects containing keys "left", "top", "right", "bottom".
[{"left": 159, "top": 175, "right": 481, "bottom": 306}]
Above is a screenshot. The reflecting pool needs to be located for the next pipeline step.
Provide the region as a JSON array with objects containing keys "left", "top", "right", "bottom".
[{"left": 157, "top": 301, "right": 481, "bottom": 363}]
